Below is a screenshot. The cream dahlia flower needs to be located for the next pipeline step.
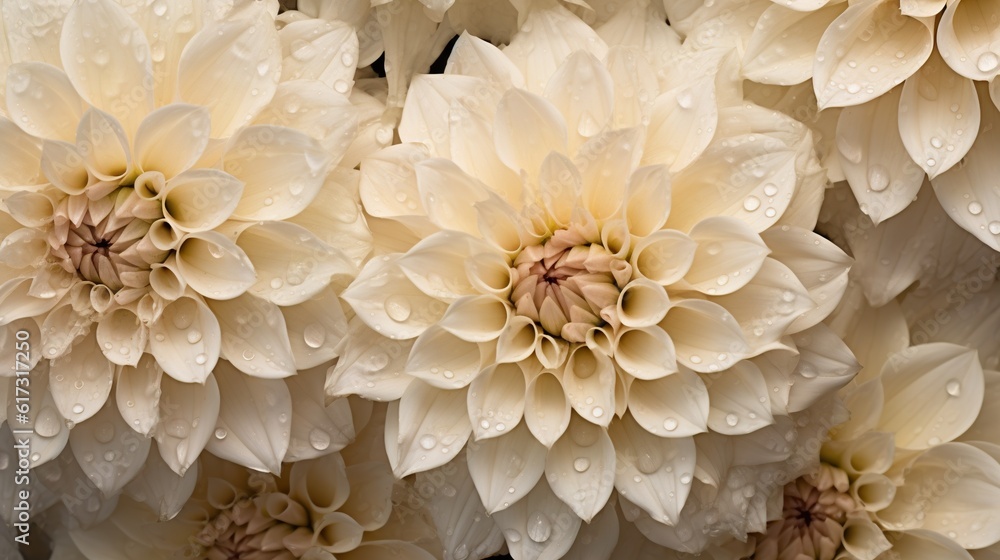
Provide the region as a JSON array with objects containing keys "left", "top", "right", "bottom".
[
  {"left": 0, "top": 0, "right": 371, "bottom": 479},
  {"left": 69, "top": 405, "right": 444, "bottom": 560},
  {"left": 331, "top": 2, "right": 856, "bottom": 556},
  {"left": 727, "top": 0, "right": 1000, "bottom": 247}
]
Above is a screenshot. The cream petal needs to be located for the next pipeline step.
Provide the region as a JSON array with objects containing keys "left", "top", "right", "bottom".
[
  {"left": 10, "top": 362, "right": 69, "bottom": 467},
  {"left": 3, "top": 192, "right": 53, "bottom": 229},
  {"left": 6, "top": 62, "right": 84, "bottom": 141},
  {"left": 704, "top": 360, "right": 774, "bottom": 435},
  {"left": 0, "top": 0, "right": 69, "bottom": 68},
  {"left": 850, "top": 472, "right": 897, "bottom": 513},
  {"left": 406, "top": 325, "right": 484, "bottom": 390},
  {"left": 627, "top": 367, "right": 709, "bottom": 438},
  {"left": 545, "top": 413, "right": 616, "bottom": 522},
  {"left": 577, "top": 127, "right": 644, "bottom": 222},
  {"left": 49, "top": 330, "right": 114, "bottom": 424},
  {"left": 398, "top": 231, "right": 483, "bottom": 300},
  {"left": 282, "top": 288, "right": 348, "bottom": 370},
  {"left": 133, "top": 104, "right": 211, "bottom": 179},
  {"left": 544, "top": 51, "right": 614, "bottom": 150},
  {"left": 95, "top": 307, "right": 146, "bottom": 367},
  {"left": 880, "top": 530, "right": 975, "bottom": 560},
  {"left": 340, "top": 460, "right": 393, "bottom": 530},
  {"left": 813, "top": 1, "right": 933, "bottom": 108},
  {"left": 630, "top": 229, "right": 697, "bottom": 286},
  {"left": 278, "top": 19, "right": 358, "bottom": 92},
  {"left": 679, "top": 216, "right": 770, "bottom": 295},
  {"left": 37, "top": 302, "right": 89, "bottom": 359},
  {"left": 742, "top": 3, "right": 847, "bottom": 86},
  {"left": 467, "top": 362, "right": 527, "bottom": 440},
  {"left": 415, "top": 157, "right": 491, "bottom": 236},
  {"left": 39, "top": 140, "right": 86, "bottom": 194},
  {"left": 901, "top": 0, "right": 946, "bottom": 16},
  {"left": 709, "top": 258, "right": 814, "bottom": 351},
  {"left": 837, "top": 87, "right": 926, "bottom": 224},
  {"left": 502, "top": 0, "right": 606, "bottom": 93},
  {"left": 342, "top": 254, "right": 448, "bottom": 340},
  {"left": 255, "top": 81, "right": 359, "bottom": 165},
  {"left": 287, "top": 449, "right": 350, "bottom": 517},
  {"left": 75, "top": 108, "right": 130, "bottom": 182},
  {"left": 492, "top": 477, "right": 582, "bottom": 560},
  {"left": 177, "top": 9, "right": 281, "bottom": 138},
  {"left": 225, "top": 125, "right": 331, "bottom": 221},
  {"left": 154, "top": 373, "right": 220, "bottom": 476},
  {"left": 660, "top": 299, "right": 751, "bottom": 372},
  {"left": 149, "top": 296, "right": 221, "bottom": 383},
  {"left": 564, "top": 345, "right": 615, "bottom": 427},
  {"left": 59, "top": 0, "right": 152, "bottom": 135},
  {"left": 0, "top": 227, "right": 47, "bottom": 269},
  {"left": 562, "top": 499, "right": 620, "bottom": 560},
  {"left": 644, "top": 75, "right": 718, "bottom": 173},
  {"left": 537, "top": 151, "right": 582, "bottom": 229},
  {"left": 786, "top": 323, "right": 860, "bottom": 413},
  {"left": 467, "top": 420, "right": 547, "bottom": 513},
  {"left": 959, "top": 370, "right": 1000, "bottom": 446},
  {"left": 624, "top": 165, "right": 671, "bottom": 238},
  {"left": 325, "top": 317, "right": 415, "bottom": 401},
  {"left": 938, "top": 0, "right": 1000, "bottom": 81},
  {"left": 207, "top": 293, "right": 296, "bottom": 379},
  {"left": 476, "top": 196, "right": 528, "bottom": 254},
  {"left": 496, "top": 315, "right": 541, "bottom": 364},
  {"left": 338, "top": 542, "right": 438, "bottom": 560},
  {"left": 879, "top": 445, "right": 1000, "bottom": 549},
  {"left": 237, "top": 221, "right": 355, "bottom": 306},
  {"left": 524, "top": 371, "right": 572, "bottom": 448},
  {"left": 878, "top": 343, "right": 984, "bottom": 450},
  {"left": 614, "top": 326, "right": 678, "bottom": 380},
  {"left": 0, "top": 118, "right": 43, "bottom": 188},
  {"left": 399, "top": 73, "right": 499, "bottom": 158},
  {"left": 160, "top": 169, "right": 243, "bottom": 232},
  {"left": 609, "top": 413, "right": 696, "bottom": 525},
  {"left": 123, "top": 446, "right": 198, "bottom": 520},
  {"left": 68, "top": 395, "right": 150, "bottom": 495},
  {"left": 445, "top": 32, "right": 526, "bottom": 90},
  {"left": 116, "top": 354, "right": 162, "bottom": 437},
  {"left": 287, "top": 168, "right": 371, "bottom": 267},
  {"left": 438, "top": 295, "right": 510, "bottom": 343},
  {"left": 391, "top": 381, "right": 472, "bottom": 477},
  {"left": 617, "top": 279, "right": 670, "bottom": 329},
  {"left": 174, "top": 230, "right": 256, "bottom": 300},
  {"left": 605, "top": 46, "right": 660, "bottom": 131},
  {"left": 1, "top": 318, "right": 41, "bottom": 374},
  {"left": 448, "top": 93, "right": 524, "bottom": 204},
  {"left": 285, "top": 371, "right": 355, "bottom": 462},
  {"left": 208, "top": 360, "right": 291, "bottom": 474},
  {"left": 900, "top": 51, "right": 980, "bottom": 179},
  {"left": 493, "top": 88, "right": 568, "bottom": 177},
  {"left": 358, "top": 142, "right": 430, "bottom": 221}
]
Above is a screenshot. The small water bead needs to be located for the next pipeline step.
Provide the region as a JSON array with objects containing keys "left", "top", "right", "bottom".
[
  {"left": 71, "top": 403, "right": 85, "bottom": 415},
  {"left": 591, "top": 406, "right": 604, "bottom": 418},
  {"left": 495, "top": 423, "right": 506, "bottom": 432},
  {"left": 979, "top": 52, "right": 1000, "bottom": 73},
  {"left": 573, "top": 457, "right": 591, "bottom": 472},
  {"left": 242, "top": 349, "right": 256, "bottom": 360},
  {"left": 690, "top": 355, "right": 702, "bottom": 364},
  {"left": 419, "top": 435, "right": 437, "bottom": 450},
  {"left": 680, "top": 473, "right": 693, "bottom": 484},
  {"left": 946, "top": 379, "right": 961, "bottom": 397},
  {"left": 504, "top": 529, "right": 522, "bottom": 544},
  {"left": 269, "top": 277, "right": 283, "bottom": 289},
  {"left": 764, "top": 207, "right": 777, "bottom": 218},
  {"left": 214, "top": 428, "right": 228, "bottom": 439},
  {"left": 309, "top": 428, "right": 331, "bottom": 451},
  {"left": 867, "top": 164, "right": 890, "bottom": 192},
  {"left": 725, "top": 413, "right": 739, "bottom": 427},
  {"left": 663, "top": 417, "right": 679, "bottom": 431},
  {"left": 194, "top": 353, "right": 207, "bottom": 365},
  {"left": 384, "top": 295, "right": 411, "bottom": 322},
  {"left": 743, "top": 195, "right": 761, "bottom": 211},
  {"left": 527, "top": 512, "right": 552, "bottom": 543},
  {"left": 968, "top": 202, "right": 983, "bottom": 215},
  {"left": 989, "top": 222, "right": 1000, "bottom": 235},
  {"left": 303, "top": 324, "right": 326, "bottom": 348},
  {"left": 763, "top": 183, "right": 779, "bottom": 197}
]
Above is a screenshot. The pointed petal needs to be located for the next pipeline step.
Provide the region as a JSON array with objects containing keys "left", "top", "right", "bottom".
[
  {"left": 679, "top": 217, "right": 770, "bottom": 295},
  {"left": 577, "top": 127, "right": 644, "bottom": 221},
  {"left": 278, "top": 19, "right": 358, "bottom": 92},
  {"left": 49, "top": 330, "right": 114, "bottom": 424},
  {"left": 76, "top": 108, "right": 130, "bottom": 182},
  {"left": 342, "top": 254, "right": 447, "bottom": 340},
  {"left": 174, "top": 230, "right": 255, "bottom": 300},
  {"left": 467, "top": 420, "right": 547, "bottom": 513},
  {"left": 544, "top": 51, "right": 614, "bottom": 150},
  {"left": 524, "top": 371, "right": 572, "bottom": 448},
  {"left": 624, "top": 165, "right": 671, "bottom": 238},
  {"left": 208, "top": 361, "right": 291, "bottom": 474},
  {"left": 704, "top": 361, "right": 774, "bottom": 435},
  {"left": 938, "top": 0, "right": 1000, "bottom": 81},
  {"left": 609, "top": 413, "right": 696, "bottom": 525},
  {"left": 627, "top": 367, "right": 709, "bottom": 437},
  {"left": 468, "top": 362, "right": 527, "bottom": 440},
  {"left": 207, "top": 293, "right": 297, "bottom": 379},
  {"left": 564, "top": 345, "right": 615, "bottom": 427},
  {"left": 630, "top": 229, "right": 697, "bottom": 286},
  {"left": 340, "top": 461, "right": 393, "bottom": 530},
  {"left": 414, "top": 157, "right": 491, "bottom": 236},
  {"left": 286, "top": 371, "right": 355, "bottom": 462},
  {"left": 282, "top": 288, "right": 348, "bottom": 370},
  {"left": 545, "top": 413, "right": 615, "bottom": 522},
  {"left": 160, "top": 169, "right": 243, "bottom": 233},
  {"left": 149, "top": 296, "right": 221, "bottom": 384},
  {"left": 116, "top": 354, "right": 162, "bottom": 437},
  {"left": 134, "top": 104, "right": 211, "bottom": 178},
  {"left": 492, "top": 477, "right": 582, "bottom": 560},
  {"left": 6, "top": 62, "right": 84, "bottom": 141},
  {"left": 177, "top": 9, "right": 281, "bottom": 138},
  {"left": 786, "top": 323, "right": 860, "bottom": 413},
  {"left": 742, "top": 3, "right": 846, "bottom": 86},
  {"left": 644, "top": 75, "right": 718, "bottom": 172},
  {"left": 154, "top": 372, "right": 220, "bottom": 476},
  {"left": 392, "top": 381, "right": 472, "bottom": 477},
  {"left": 660, "top": 299, "right": 751, "bottom": 373},
  {"left": 325, "top": 317, "right": 415, "bottom": 401},
  {"left": 123, "top": 445, "right": 198, "bottom": 520},
  {"left": 445, "top": 32, "right": 525, "bottom": 90},
  {"left": 493, "top": 88, "right": 567, "bottom": 177},
  {"left": 813, "top": 2, "right": 933, "bottom": 108},
  {"left": 406, "top": 325, "right": 484, "bottom": 390},
  {"left": 69, "top": 396, "right": 150, "bottom": 495},
  {"left": 614, "top": 326, "right": 678, "bottom": 381}
]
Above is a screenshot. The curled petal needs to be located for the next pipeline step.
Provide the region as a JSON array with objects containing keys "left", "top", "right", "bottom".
[
  {"left": 938, "top": 0, "right": 1000, "bottom": 81},
  {"left": 624, "top": 165, "right": 671, "bottom": 238},
  {"left": 439, "top": 295, "right": 510, "bottom": 343},
  {"left": 149, "top": 296, "right": 221, "bottom": 384},
  {"left": 289, "top": 451, "right": 350, "bottom": 514},
  {"left": 75, "top": 108, "right": 131, "bottom": 183},
  {"left": 134, "top": 104, "right": 211, "bottom": 178},
  {"left": 467, "top": 421, "right": 547, "bottom": 513},
  {"left": 679, "top": 216, "right": 770, "bottom": 296},
  {"left": 564, "top": 345, "right": 615, "bottom": 427},
  {"left": 175, "top": 231, "right": 256, "bottom": 300},
  {"left": 630, "top": 229, "right": 697, "bottom": 286},
  {"left": 160, "top": 169, "right": 243, "bottom": 232},
  {"left": 614, "top": 326, "right": 678, "bottom": 380}
]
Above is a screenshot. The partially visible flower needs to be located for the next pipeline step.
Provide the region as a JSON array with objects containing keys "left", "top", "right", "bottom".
[
  {"left": 0, "top": 0, "right": 370, "bottom": 481},
  {"left": 332, "top": 1, "right": 856, "bottom": 556}
]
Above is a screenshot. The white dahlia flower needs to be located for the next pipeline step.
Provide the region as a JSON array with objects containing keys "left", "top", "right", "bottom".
[
  {"left": 69, "top": 405, "right": 444, "bottom": 560},
  {"left": 331, "top": 2, "right": 856, "bottom": 556},
  {"left": 0, "top": 0, "right": 371, "bottom": 479},
  {"left": 727, "top": 0, "right": 1000, "bottom": 247}
]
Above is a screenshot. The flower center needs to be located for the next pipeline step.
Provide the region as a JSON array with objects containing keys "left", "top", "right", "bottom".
[
  {"left": 49, "top": 188, "right": 162, "bottom": 293},
  {"left": 510, "top": 228, "right": 622, "bottom": 342},
  {"left": 751, "top": 468, "right": 859, "bottom": 560}
]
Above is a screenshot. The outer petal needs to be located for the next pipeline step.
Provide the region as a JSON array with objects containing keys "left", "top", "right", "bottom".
[
  {"left": 278, "top": 19, "right": 358, "bottom": 92},
  {"left": 177, "top": 8, "right": 281, "bottom": 138},
  {"left": 627, "top": 367, "right": 709, "bottom": 437},
  {"left": 6, "top": 62, "right": 84, "bottom": 141},
  {"left": 899, "top": 50, "right": 980, "bottom": 178},
  {"left": 116, "top": 354, "right": 162, "bottom": 437},
  {"left": 208, "top": 361, "right": 291, "bottom": 474},
  {"left": 342, "top": 254, "right": 448, "bottom": 340},
  {"left": 391, "top": 381, "right": 472, "bottom": 477},
  {"left": 544, "top": 51, "right": 614, "bottom": 150},
  {"left": 69, "top": 396, "right": 150, "bottom": 495},
  {"left": 224, "top": 125, "right": 332, "bottom": 221},
  {"left": 878, "top": 343, "right": 984, "bottom": 450},
  {"left": 468, "top": 362, "right": 527, "bottom": 440},
  {"left": 207, "top": 293, "right": 297, "bottom": 379},
  {"left": 49, "top": 331, "right": 114, "bottom": 424},
  {"left": 0, "top": 119, "right": 42, "bottom": 189},
  {"left": 813, "top": 0, "right": 933, "bottom": 108},
  {"left": 609, "top": 413, "right": 696, "bottom": 525},
  {"left": 154, "top": 372, "right": 220, "bottom": 476},
  {"left": 96, "top": 307, "right": 147, "bottom": 367},
  {"left": 643, "top": 75, "right": 717, "bottom": 172},
  {"left": 467, "top": 420, "right": 547, "bottom": 513},
  {"left": 160, "top": 169, "right": 244, "bottom": 233},
  {"left": 491, "top": 478, "right": 582, "bottom": 560},
  {"left": 174, "top": 230, "right": 256, "bottom": 300},
  {"left": 659, "top": 299, "right": 751, "bottom": 373},
  {"left": 524, "top": 371, "right": 572, "bottom": 448},
  {"left": 938, "top": 0, "right": 1000, "bottom": 81},
  {"left": 325, "top": 317, "right": 415, "bottom": 401},
  {"left": 545, "top": 414, "right": 616, "bottom": 522},
  {"left": 124, "top": 447, "right": 198, "bottom": 521},
  {"left": 11, "top": 362, "right": 69, "bottom": 467},
  {"left": 493, "top": 88, "right": 567, "bottom": 177},
  {"left": 285, "top": 368, "right": 356, "bottom": 461},
  {"left": 742, "top": 4, "right": 847, "bottom": 86},
  {"left": 148, "top": 296, "right": 221, "bottom": 384},
  {"left": 786, "top": 324, "right": 860, "bottom": 413},
  {"left": 678, "top": 216, "right": 771, "bottom": 296},
  {"left": 59, "top": 0, "right": 153, "bottom": 134},
  {"left": 282, "top": 287, "right": 349, "bottom": 370}
]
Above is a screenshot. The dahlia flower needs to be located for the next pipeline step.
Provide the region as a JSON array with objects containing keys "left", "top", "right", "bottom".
[
  {"left": 0, "top": 0, "right": 371, "bottom": 481},
  {"left": 729, "top": 0, "right": 1000, "bottom": 249},
  {"left": 69, "top": 405, "right": 444, "bottom": 560},
  {"left": 331, "top": 2, "right": 856, "bottom": 555}
]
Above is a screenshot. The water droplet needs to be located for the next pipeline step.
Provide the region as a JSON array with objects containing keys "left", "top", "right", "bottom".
[
  {"left": 384, "top": 295, "right": 411, "bottom": 322},
  {"left": 71, "top": 403, "right": 85, "bottom": 415},
  {"left": 946, "top": 379, "right": 961, "bottom": 397},
  {"left": 690, "top": 355, "right": 702, "bottom": 364},
  {"left": 269, "top": 277, "right": 283, "bottom": 289},
  {"left": 663, "top": 417, "right": 678, "bottom": 431},
  {"left": 846, "top": 83, "right": 862, "bottom": 94},
  {"left": 573, "top": 457, "right": 591, "bottom": 472},
  {"left": 591, "top": 406, "right": 604, "bottom": 418},
  {"left": 242, "top": 349, "right": 255, "bottom": 360},
  {"left": 419, "top": 434, "right": 437, "bottom": 450},
  {"left": 680, "top": 473, "right": 693, "bottom": 484},
  {"left": 725, "top": 413, "right": 739, "bottom": 427},
  {"left": 334, "top": 80, "right": 349, "bottom": 94},
  {"left": 194, "top": 353, "right": 207, "bottom": 365},
  {"left": 990, "top": 222, "right": 1000, "bottom": 235},
  {"left": 303, "top": 323, "right": 326, "bottom": 348},
  {"left": 867, "top": 164, "right": 889, "bottom": 192},
  {"left": 309, "top": 428, "right": 331, "bottom": 451},
  {"left": 763, "top": 183, "right": 778, "bottom": 197},
  {"left": 165, "top": 419, "right": 189, "bottom": 438},
  {"left": 743, "top": 196, "right": 761, "bottom": 211},
  {"left": 504, "top": 529, "right": 522, "bottom": 543},
  {"left": 978, "top": 52, "right": 999, "bottom": 73},
  {"left": 527, "top": 512, "right": 552, "bottom": 543},
  {"left": 968, "top": 201, "right": 983, "bottom": 215},
  {"left": 214, "top": 428, "right": 228, "bottom": 439},
  {"left": 94, "top": 422, "right": 115, "bottom": 444}
]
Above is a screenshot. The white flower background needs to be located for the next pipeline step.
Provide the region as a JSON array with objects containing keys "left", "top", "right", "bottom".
[{"left": 0, "top": 0, "right": 999, "bottom": 559}]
